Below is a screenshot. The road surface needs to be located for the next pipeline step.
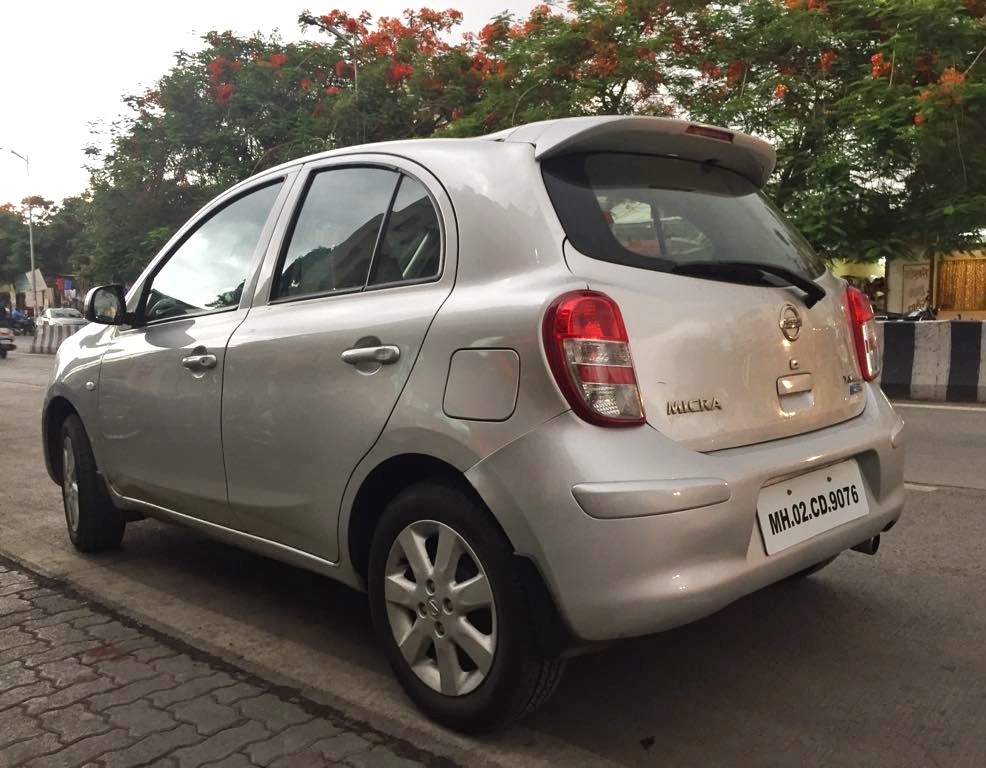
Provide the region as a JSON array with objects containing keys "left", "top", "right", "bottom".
[{"left": 2, "top": 353, "right": 984, "bottom": 767}]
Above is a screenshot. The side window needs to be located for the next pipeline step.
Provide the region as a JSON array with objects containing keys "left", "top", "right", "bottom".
[
  {"left": 275, "top": 167, "right": 399, "bottom": 299},
  {"left": 367, "top": 176, "right": 442, "bottom": 286},
  {"left": 144, "top": 181, "right": 282, "bottom": 322}
]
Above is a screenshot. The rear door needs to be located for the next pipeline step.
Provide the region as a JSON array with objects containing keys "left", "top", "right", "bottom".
[
  {"left": 544, "top": 152, "right": 864, "bottom": 452},
  {"left": 222, "top": 157, "right": 455, "bottom": 561}
]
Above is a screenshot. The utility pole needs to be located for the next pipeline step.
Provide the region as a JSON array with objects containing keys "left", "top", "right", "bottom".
[{"left": 3, "top": 148, "right": 40, "bottom": 313}]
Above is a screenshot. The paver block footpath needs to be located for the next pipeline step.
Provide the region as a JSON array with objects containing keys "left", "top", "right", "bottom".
[{"left": 0, "top": 556, "right": 457, "bottom": 768}]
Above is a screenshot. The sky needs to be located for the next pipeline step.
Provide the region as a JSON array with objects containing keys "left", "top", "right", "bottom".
[{"left": 0, "top": 0, "right": 533, "bottom": 207}]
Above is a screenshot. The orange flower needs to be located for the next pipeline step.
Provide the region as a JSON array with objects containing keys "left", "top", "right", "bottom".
[
  {"left": 774, "top": 83, "right": 788, "bottom": 99},
  {"left": 820, "top": 50, "right": 836, "bottom": 72},
  {"left": 479, "top": 22, "right": 508, "bottom": 47},
  {"left": 207, "top": 57, "right": 227, "bottom": 81},
  {"left": 940, "top": 67, "right": 965, "bottom": 87},
  {"left": 269, "top": 53, "right": 288, "bottom": 69},
  {"left": 388, "top": 62, "right": 414, "bottom": 82},
  {"left": 700, "top": 61, "right": 722, "bottom": 80},
  {"left": 300, "top": 78, "right": 312, "bottom": 91},
  {"left": 914, "top": 114, "right": 925, "bottom": 126},
  {"left": 214, "top": 83, "right": 235, "bottom": 106},
  {"left": 325, "top": 86, "right": 341, "bottom": 95},
  {"left": 870, "top": 52, "right": 891, "bottom": 78}
]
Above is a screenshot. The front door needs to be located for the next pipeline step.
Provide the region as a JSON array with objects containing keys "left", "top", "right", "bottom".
[
  {"left": 97, "top": 179, "right": 286, "bottom": 526},
  {"left": 222, "top": 162, "right": 454, "bottom": 560}
]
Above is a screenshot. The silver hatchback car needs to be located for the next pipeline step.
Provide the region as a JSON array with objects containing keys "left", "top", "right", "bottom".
[{"left": 44, "top": 116, "right": 905, "bottom": 731}]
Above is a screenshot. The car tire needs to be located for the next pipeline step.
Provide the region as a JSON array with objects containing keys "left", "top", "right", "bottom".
[
  {"left": 60, "top": 414, "right": 126, "bottom": 552},
  {"left": 368, "top": 481, "right": 565, "bottom": 732},
  {"left": 786, "top": 554, "right": 839, "bottom": 580}
]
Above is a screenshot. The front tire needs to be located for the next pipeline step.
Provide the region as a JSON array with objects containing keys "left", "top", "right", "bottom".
[
  {"left": 61, "top": 414, "right": 125, "bottom": 552},
  {"left": 368, "top": 482, "right": 565, "bottom": 732}
]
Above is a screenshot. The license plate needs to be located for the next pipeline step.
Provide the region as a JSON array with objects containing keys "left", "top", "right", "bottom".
[{"left": 756, "top": 460, "right": 869, "bottom": 555}]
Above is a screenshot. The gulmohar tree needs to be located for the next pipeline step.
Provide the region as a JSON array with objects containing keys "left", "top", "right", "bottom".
[{"left": 6, "top": 1, "right": 982, "bottom": 282}]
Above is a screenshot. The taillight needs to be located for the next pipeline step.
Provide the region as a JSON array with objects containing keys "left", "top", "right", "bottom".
[
  {"left": 543, "top": 291, "right": 645, "bottom": 426},
  {"left": 845, "top": 286, "right": 881, "bottom": 382}
]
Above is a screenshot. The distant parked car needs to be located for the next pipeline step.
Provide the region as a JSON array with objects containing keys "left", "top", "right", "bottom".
[
  {"left": 38, "top": 308, "right": 86, "bottom": 329},
  {"left": 42, "top": 115, "right": 906, "bottom": 732}
]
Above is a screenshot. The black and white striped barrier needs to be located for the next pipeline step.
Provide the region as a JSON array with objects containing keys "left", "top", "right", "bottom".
[
  {"left": 29, "top": 325, "right": 81, "bottom": 355},
  {"left": 878, "top": 321, "right": 986, "bottom": 402}
]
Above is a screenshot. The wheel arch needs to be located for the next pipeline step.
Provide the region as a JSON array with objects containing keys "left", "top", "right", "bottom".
[
  {"left": 345, "top": 451, "right": 576, "bottom": 657},
  {"left": 347, "top": 453, "right": 490, "bottom": 582},
  {"left": 43, "top": 395, "right": 81, "bottom": 485}
]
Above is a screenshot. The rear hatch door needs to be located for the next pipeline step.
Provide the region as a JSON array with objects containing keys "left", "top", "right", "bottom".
[{"left": 544, "top": 151, "right": 865, "bottom": 452}]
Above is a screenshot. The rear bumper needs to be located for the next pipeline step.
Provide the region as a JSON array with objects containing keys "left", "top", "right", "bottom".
[{"left": 467, "top": 384, "right": 905, "bottom": 643}]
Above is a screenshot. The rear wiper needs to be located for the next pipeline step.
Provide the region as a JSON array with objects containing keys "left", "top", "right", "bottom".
[{"left": 670, "top": 260, "right": 826, "bottom": 309}]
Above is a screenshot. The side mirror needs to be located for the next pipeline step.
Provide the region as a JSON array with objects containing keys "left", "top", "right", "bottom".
[{"left": 84, "top": 285, "right": 128, "bottom": 325}]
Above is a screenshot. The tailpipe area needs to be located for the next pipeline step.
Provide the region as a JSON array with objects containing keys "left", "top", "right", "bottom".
[{"left": 851, "top": 535, "right": 880, "bottom": 556}]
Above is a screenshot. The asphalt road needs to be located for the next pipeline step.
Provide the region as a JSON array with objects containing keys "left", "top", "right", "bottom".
[{"left": 2, "top": 353, "right": 985, "bottom": 767}]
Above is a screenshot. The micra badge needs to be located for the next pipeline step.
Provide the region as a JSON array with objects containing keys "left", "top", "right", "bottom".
[
  {"left": 667, "top": 398, "right": 723, "bottom": 416},
  {"left": 842, "top": 373, "right": 863, "bottom": 396}
]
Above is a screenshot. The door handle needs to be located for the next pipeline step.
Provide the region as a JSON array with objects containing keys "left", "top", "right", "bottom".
[
  {"left": 181, "top": 353, "right": 218, "bottom": 371},
  {"left": 341, "top": 345, "right": 400, "bottom": 365}
]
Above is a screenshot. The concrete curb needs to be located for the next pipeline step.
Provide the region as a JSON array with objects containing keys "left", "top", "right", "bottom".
[
  {"left": 29, "top": 325, "right": 79, "bottom": 354},
  {"left": 879, "top": 320, "right": 985, "bottom": 403}
]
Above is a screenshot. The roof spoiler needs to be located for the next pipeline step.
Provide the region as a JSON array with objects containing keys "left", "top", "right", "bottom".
[{"left": 484, "top": 116, "right": 776, "bottom": 188}]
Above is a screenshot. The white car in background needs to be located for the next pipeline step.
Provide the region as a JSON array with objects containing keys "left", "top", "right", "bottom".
[{"left": 38, "top": 308, "right": 87, "bottom": 328}]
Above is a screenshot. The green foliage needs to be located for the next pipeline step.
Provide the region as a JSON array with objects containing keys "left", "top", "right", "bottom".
[
  {"left": 672, "top": 0, "right": 986, "bottom": 259},
  {"left": 0, "top": 205, "right": 29, "bottom": 284},
  {"left": 27, "top": 1, "right": 986, "bottom": 281}
]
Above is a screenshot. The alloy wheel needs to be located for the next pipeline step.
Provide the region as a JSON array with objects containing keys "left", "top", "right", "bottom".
[
  {"left": 62, "top": 436, "right": 80, "bottom": 532},
  {"left": 383, "top": 520, "right": 497, "bottom": 696}
]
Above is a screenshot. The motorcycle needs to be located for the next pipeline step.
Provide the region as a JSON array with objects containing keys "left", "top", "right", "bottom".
[
  {"left": 10, "top": 316, "right": 36, "bottom": 335},
  {"left": 875, "top": 306, "right": 938, "bottom": 322}
]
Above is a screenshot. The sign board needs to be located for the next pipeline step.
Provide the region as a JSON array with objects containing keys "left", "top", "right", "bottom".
[{"left": 901, "top": 263, "right": 931, "bottom": 312}]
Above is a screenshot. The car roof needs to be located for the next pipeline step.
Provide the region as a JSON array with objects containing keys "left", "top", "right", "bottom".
[{"left": 249, "top": 116, "right": 776, "bottom": 190}]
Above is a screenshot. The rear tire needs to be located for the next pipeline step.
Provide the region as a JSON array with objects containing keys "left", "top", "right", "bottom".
[
  {"left": 368, "top": 481, "right": 565, "bottom": 732},
  {"left": 60, "top": 414, "right": 126, "bottom": 552}
]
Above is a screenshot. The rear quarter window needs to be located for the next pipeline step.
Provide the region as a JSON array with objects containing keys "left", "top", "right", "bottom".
[{"left": 541, "top": 152, "right": 825, "bottom": 279}]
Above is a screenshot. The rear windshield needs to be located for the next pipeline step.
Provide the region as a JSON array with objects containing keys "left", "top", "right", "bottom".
[{"left": 541, "top": 152, "right": 825, "bottom": 279}]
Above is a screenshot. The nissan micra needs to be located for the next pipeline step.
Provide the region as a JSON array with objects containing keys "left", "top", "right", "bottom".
[{"left": 43, "top": 116, "right": 905, "bottom": 731}]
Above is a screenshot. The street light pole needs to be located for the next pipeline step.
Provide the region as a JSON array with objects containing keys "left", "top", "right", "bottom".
[{"left": 3, "top": 148, "right": 40, "bottom": 313}]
